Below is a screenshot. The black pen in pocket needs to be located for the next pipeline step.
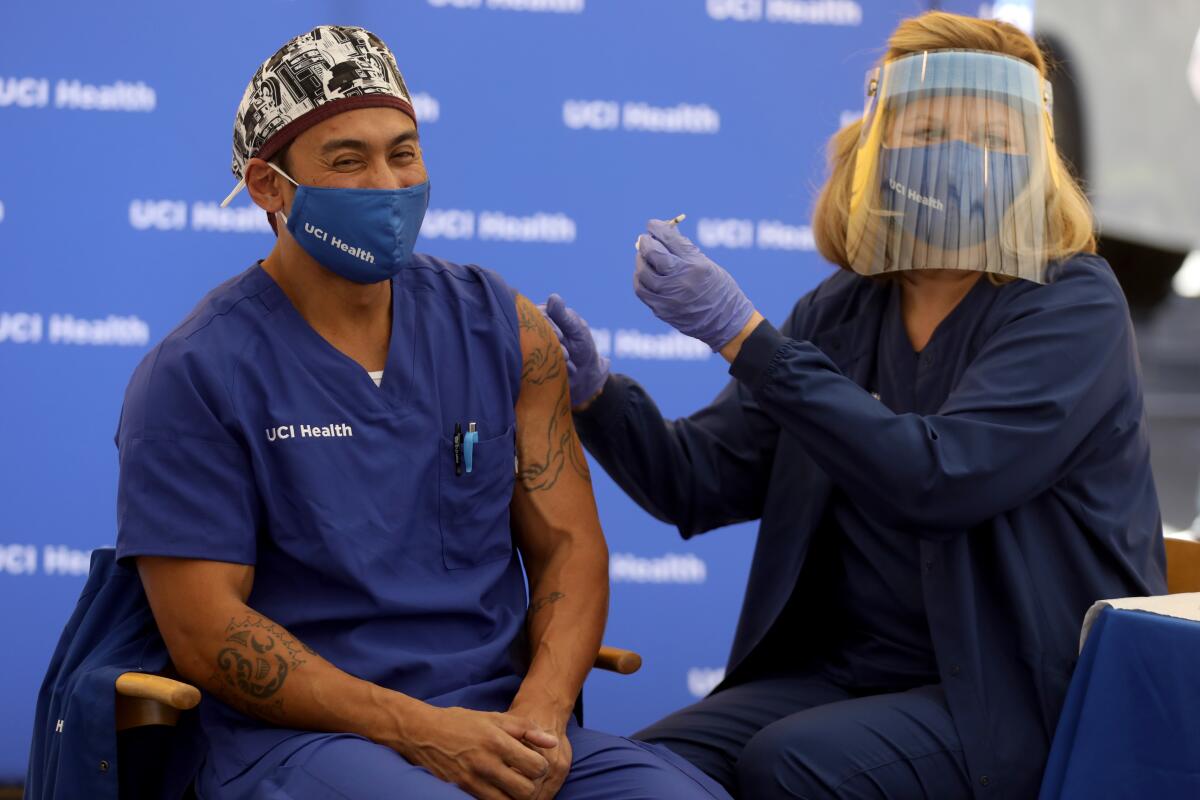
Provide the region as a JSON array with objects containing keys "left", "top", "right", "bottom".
[{"left": 453, "top": 422, "right": 464, "bottom": 476}]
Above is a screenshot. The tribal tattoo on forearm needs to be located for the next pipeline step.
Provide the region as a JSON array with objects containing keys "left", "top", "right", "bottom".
[
  {"left": 207, "top": 614, "right": 314, "bottom": 721},
  {"left": 516, "top": 298, "right": 590, "bottom": 491}
]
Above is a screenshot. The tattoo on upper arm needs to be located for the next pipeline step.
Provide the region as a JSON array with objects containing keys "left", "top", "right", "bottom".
[
  {"left": 515, "top": 298, "right": 591, "bottom": 491},
  {"left": 518, "top": 297, "right": 563, "bottom": 386},
  {"left": 529, "top": 591, "right": 565, "bottom": 615},
  {"left": 560, "top": 386, "right": 591, "bottom": 481},
  {"left": 518, "top": 381, "right": 591, "bottom": 490},
  {"left": 208, "top": 615, "right": 314, "bottom": 719}
]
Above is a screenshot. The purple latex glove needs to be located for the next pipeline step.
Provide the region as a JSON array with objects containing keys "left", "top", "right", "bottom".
[
  {"left": 634, "top": 218, "right": 756, "bottom": 351},
  {"left": 539, "top": 293, "right": 611, "bottom": 408}
]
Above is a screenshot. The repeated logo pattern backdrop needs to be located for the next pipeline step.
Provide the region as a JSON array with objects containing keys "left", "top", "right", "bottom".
[{"left": 0, "top": 0, "right": 957, "bottom": 778}]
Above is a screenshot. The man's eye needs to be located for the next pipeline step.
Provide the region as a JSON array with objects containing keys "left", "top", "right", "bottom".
[
  {"left": 334, "top": 160, "right": 360, "bottom": 168},
  {"left": 391, "top": 150, "right": 416, "bottom": 160}
]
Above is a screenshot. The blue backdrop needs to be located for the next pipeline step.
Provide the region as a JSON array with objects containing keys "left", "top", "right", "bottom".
[{"left": 0, "top": 0, "right": 979, "bottom": 780}]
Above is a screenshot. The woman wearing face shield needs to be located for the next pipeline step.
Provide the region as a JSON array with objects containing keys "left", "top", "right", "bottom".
[{"left": 542, "top": 12, "right": 1165, "bottom": 800}]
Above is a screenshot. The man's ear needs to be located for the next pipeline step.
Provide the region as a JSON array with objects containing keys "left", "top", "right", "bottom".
[{"left": 244, "top": 157, "right": 289, "bottom": 214}]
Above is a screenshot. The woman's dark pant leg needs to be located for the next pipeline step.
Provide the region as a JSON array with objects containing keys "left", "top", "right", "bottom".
[
  {"left": 736, "top": 684, "right": 972, "bottom": 799},
  {"left": 634, "top": 674, "right": 853, "bottom": 794}
]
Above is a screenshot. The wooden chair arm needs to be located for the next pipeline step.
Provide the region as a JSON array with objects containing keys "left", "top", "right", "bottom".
[
  {"left": 1165, "top": 536, "right": 1200, "bottom": 594},
  {"left": 111, "top": 647, "right": 638, "bottom": 733},
  {"left": 594, "top": 645, "right": 642, "bottom": 675},
  {"left": 113, "top": 651, "right": 644, "bottom": 692},
  {"left": 115, "top": 672, "right": 201, "bottom": 711}
]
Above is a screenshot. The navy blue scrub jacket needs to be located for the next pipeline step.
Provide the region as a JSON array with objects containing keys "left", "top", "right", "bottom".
[{"left": 575, "top": 255, "right": 1166, "bottom": 799}]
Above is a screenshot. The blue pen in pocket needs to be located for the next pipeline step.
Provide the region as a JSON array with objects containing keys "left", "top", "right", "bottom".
[{"left": 463, "top": 422, "right": 479, "bottom": 474}]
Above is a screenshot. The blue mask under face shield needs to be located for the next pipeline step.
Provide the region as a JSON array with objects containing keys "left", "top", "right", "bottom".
[
  {"left": 268, "top": 162, "right": 430, "bottom": 285},
  {"left": 878, "top": 139, "right": 1031, "bottom": 251},
  {"left": 847, "top": 49, "right": 1059, "bottom": 283}
]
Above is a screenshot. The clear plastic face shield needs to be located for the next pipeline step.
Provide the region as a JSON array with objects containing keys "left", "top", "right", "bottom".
[{"left": 847, "top": 50, "right": 1059, "bottom": 283}]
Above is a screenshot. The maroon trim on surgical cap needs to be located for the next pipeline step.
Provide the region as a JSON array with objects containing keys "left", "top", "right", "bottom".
[
  {"left": 252, "top": 94, "right": 418, "bottom": 169},
  {"left": 251, "top": 94, "right": 418, "bottom": 234}
]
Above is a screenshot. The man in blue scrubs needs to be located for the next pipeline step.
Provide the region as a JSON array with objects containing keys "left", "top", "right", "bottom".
[{"left": 115, "top": 26, "right": 727, "bottom": 800}]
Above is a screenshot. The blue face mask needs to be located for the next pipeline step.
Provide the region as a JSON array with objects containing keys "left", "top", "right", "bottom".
[
  {"left": 879, "top": 140, "right": 1029, "bottom": 251},
  {"left": 270, "top": 163, "right": 430, "bottom": 284}
]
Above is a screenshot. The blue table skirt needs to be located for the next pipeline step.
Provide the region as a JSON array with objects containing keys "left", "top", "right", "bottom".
[{"left": 1040, "top": 607, "right": 1200, "bottom": 799}]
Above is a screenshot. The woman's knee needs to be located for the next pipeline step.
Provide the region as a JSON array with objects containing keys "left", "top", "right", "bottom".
[
  {"left": 735, "top": 703, "right": 971, "bottom": 800},
  {"left": 736, "top": 722, "right": 830, "bottom": 799},
  {"left": 634, "top": 704, "right": 744, "bottom": 792}
]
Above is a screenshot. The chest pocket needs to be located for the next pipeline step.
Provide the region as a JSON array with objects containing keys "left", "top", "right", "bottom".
[{"left": 439, "top": 423, "right": 516, "bottom": 570}]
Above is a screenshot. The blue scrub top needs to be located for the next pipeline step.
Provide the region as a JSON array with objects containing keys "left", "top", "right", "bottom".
[
  {"left": 823, "top": 280, "right": 983, "bottom": 690},
  {"left": 115, "top": 257, "right": 527, "bottom": 779}
]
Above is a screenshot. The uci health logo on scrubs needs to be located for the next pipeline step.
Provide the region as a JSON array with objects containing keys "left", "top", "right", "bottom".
[
  {"left": 0, "top": 76, "right": 156, "bottom": 111},
  {"left": 426, "top": 0, "right": 585, "bottom": 13},
  {"left": 265, "top": 423, "right": 355, "bottom": 443},
  {"left": 706, "top": 0, "right": 862, "bottom": 25},
  {"left": 563, "top": 100, "right": 720, "bottom": 134}
]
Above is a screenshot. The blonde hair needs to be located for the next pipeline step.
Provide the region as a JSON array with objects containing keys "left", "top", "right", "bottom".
[{"left": 813, "top": 11, "right": 1096, "bottom": 272}]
